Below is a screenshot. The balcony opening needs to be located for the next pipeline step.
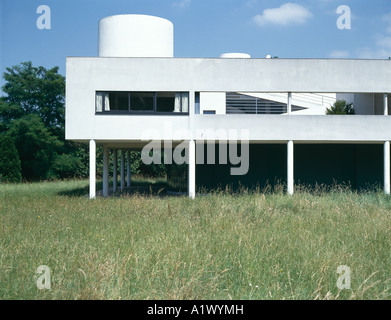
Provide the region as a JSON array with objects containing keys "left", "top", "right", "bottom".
[{"left": 226, "top": 92, "right": 305, "bottom": 115}]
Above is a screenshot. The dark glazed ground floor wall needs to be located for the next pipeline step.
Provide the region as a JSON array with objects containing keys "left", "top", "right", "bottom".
[{"left": 195, "top": 144, "right": 385, "bottom": 192}]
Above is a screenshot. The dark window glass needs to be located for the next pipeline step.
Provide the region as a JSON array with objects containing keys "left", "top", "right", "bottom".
[
  {"left": 203, "top": 110, "right": 216, "bottom": 114},
  {"left": 130, "top": 92, "right": 154, "bottom": 111},
  {"left": 96, "top": 91, "right": 189, "bottom": 114},
  {"left": 156, "top": 92, "right": 176, "bottom": 112},
  {"left": 109, "top": 92, "right": 129, "bottom": 111}
]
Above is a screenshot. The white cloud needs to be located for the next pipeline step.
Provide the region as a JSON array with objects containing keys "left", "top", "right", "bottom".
[
  {"left": 355, "top": 36, "right": 391, "bottom": 59},
  {"left": 356, "top": 47, "right": 390, "bottom": 59},
  {"left": 253, "top": 3, "right": 312, "bottom": 27},
  {"left": 329, "top": 50, "right": 350, "bottom": 58},
  {"left": 173, "top": 0, "right": 191, "bottom": 8},
  {"left": 355, "top": 14, "right": 391, "bottom": 59}
]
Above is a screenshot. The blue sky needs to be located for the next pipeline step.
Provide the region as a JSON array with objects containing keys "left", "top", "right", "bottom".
[{"left": 0, "top": 0, "right": 390, "bottom": 88}]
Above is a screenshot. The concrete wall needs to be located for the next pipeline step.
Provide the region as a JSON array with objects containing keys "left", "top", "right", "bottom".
[
  {"left": 66, "top": 114, "right": 391, "bottom": 143},
  {"left": 336, "top": 93, "right": 391, "bottom": 115},
  {"left": 192, "top": 115, "right": 391, "bottom": 142},
  {"left": 337, "top": 93, "right": 374, "bottom": 115},
  {"left": 67, "top": 57, "right": 391, "bottom": 93},
  {"left": 199, "top": 92, "right": 226, "bottom": 114},
  {"left": 66, "top": 57, "right": 391, "bottom": 143}
]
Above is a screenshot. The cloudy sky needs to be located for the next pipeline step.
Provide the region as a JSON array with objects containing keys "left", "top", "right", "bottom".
[{"left": 0, "top": 0, "right": 390, "bottom": 82}]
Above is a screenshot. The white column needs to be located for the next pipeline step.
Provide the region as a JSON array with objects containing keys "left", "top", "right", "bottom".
[
  {"left": 103, "top": 146, "right": 109, "bottom": 197},
  {"left": 89, "top": 140, "right": 96, "bottom": 199},
  {"left": 287, "top": 92, "right": 292, "bottom": 115},
  {"left": 127, "top": 150, "right": 131, "bottom": 188},
  {"left": 385, "top": 141, "right": 390, "bottom": 195},
  {"left": 113, "top": 149, "right": 117, "bottom": 193},
  {"left": 188, "top": 140, "right": 196, "bottom": 199},
  {"left": 287, "top": 140, "right": 294, "bottom": 195},
  {"left": 384, "top": 94, "right": 389, "bottom": 116},
  {"left": 189, "top": 91, "right": 195, "bottom": 115},
  {"left": 120, "top": 150, "right": 125, "bottom": 190}
]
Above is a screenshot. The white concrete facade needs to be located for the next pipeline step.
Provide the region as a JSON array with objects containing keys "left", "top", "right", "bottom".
[
  {"left": 66, "top": 57, "right": 391, "bottom": 198},
  {"left": 66, "top": 15, "right": 391, "bottom": 199},
  {"left": 199, "top": 92, "right": 226, "bottom": 114},
  {"left": 66, "top": 57, "right": 391, "bottom": 143}
]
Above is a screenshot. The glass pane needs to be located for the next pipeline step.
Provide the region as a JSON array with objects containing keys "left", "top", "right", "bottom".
[
  {"left": 156, "top": 92, "right": 176, "bottom": 112},
  {"left": 195, "top": 92, "right": 200, "bottom": 114},
  {"left": 130, "top": 92, "right": 154, "bottom": 111},
  {"left": 109, "top": 92, "right": 129, "bottom": 111}
]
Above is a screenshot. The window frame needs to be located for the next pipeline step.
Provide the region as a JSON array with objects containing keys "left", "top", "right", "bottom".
[{"left": 95, "top": 91, "right": 190, "bottom": 115}]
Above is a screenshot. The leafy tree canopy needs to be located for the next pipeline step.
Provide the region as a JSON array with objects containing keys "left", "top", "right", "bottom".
[
  {"left": 7, "top": 114, "right": 63, "bottom": 180},
  {"left": 0, "top": 134, "right": 22, "bottom": 182},
  {"left": 0, "top": 61, "right": 168, "bottom": 182},
  {"left": 2, "top": 61, "right": 65, "bottom": 134},
  {"left": 0, "top": 98, "right": 24, "bottom": 133}
]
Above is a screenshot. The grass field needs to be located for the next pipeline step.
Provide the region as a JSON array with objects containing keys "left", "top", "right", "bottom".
[{"left": 0, "top": 179, "right": 390, "bottom": 300}]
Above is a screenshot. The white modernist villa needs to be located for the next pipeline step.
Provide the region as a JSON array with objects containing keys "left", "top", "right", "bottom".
[{"left": 65, "top": 14, "right": 391, "bottom": 199}]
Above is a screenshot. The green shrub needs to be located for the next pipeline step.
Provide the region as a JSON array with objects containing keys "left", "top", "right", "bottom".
[
  {"left": 48, "top": 153, "right": 82, "bottom": 179},
  {"left": 7, "top": 114, "right": 63, "bottom": 180},
  {"left": 326, "top": 99, "right": 355, "bottom": 115},
  {"left": 0, "top": 135, "right": 22, "bottom": 182}
]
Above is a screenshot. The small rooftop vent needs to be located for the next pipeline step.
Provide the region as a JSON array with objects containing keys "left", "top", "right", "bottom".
[{"left": 219, "top": 53, "right": 251, "bottom": 59}]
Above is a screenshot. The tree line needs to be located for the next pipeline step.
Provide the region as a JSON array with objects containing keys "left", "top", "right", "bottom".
[{"left": 0, "top": 61, "right": 166, "bottom": 183}]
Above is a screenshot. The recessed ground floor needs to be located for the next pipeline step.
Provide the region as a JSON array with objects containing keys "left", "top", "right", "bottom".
[
  {"left": 194, "top": 143, "right": 388, "bottom": 192},
  {"left": 88, "top": 141, "right": 391, "bottom": 198}
]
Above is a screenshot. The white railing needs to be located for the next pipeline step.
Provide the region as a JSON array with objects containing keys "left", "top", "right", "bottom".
[{"left": 226, "top": 92, "right": 336, "bottom": 115}]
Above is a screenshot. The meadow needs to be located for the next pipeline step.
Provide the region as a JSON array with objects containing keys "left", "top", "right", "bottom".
[{"left": 0, "top": 179, "right": 390, "bottom": 300}]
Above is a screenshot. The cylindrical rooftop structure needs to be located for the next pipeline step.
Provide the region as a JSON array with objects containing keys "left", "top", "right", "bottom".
[
  {"left": 98, "top": 14, "right": 174, "bottom": 58},
  {"left": 219, "top": 52, "right": 251, "bottom": 59}
]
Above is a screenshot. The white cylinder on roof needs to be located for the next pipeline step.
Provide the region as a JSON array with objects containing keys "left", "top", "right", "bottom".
[
  {"left": 219, "top": 52, "right": 251, "bottom": 58},
  {"left": 98, "top": 14, "right": 174, "bottom": 58}
]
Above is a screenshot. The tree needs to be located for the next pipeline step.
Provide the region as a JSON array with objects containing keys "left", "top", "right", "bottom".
[
  {"left": 0, "top": 135, "right": 22, "bottom": 182},
  {"left": 0, "top": 98, "right": 24, "bottom": 133},
  {"left": 7, "top": 114, "right": 63, "bottom": 180},
  {"left": 48, "top": 153, "right": 82, "bottom": 179},
  {"left": 326, "top": 99, "right": 355, "bottom": 115},
  {"left": 0, "top": 61, "right": 161, "bottom": 181},
  {"left": 0, "top": 62, "right": 72, "bottom": 181},
  {"left": 2, "top": 61, "right": 65, "bottom": 136}
]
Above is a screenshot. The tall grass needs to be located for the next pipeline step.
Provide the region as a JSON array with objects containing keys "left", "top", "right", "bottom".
[{"left": 0, "top": 180, "right": 390, "bottom": 300}]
